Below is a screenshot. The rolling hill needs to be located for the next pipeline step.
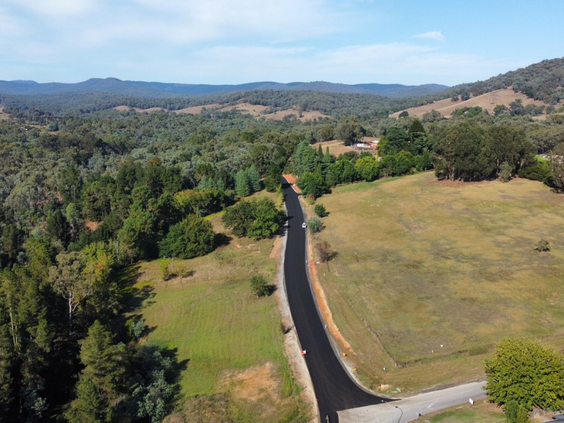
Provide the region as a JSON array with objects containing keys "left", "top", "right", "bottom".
[
  {"left": 0, "top": 78, "right": 448, "bottom": 99},
  {"left": 390, "top": 88, "right": 549, "bottom": 119}
]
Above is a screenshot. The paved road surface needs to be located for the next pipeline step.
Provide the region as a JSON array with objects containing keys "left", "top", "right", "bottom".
[
  {"left": 338, "top": 381, "right": 487, "bottom": 423},
  {"left": 282, "top": 179, "right": 390, "bottom": 422}
]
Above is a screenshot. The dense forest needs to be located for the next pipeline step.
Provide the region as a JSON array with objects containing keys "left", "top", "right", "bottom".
[
  {"left": 0, "top": 107, "right": 305, "bottom": 422},
  {"left": 1, "top": 56, "right": 564, "bottom": 422}
]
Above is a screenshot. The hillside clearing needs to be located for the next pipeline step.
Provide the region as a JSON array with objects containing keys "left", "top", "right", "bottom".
[
  {"left": 132, "top": 210, "right": 308, "bottom": 422},
  {"left": 390, "top": 88, "right": 548, "bottom": 119},
  {"left": 308, "top": 172, "right": 564, "bottom": 393},
  {"left": 114, "top": 101, "right": 331, "bottom": 121},
  {"left": 311, "top": 138, "right": 379, "bottom": 158}
]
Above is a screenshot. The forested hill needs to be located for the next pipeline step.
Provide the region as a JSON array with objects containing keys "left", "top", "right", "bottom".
[
  {"left": 1, "top": 57, "right": 563, "bottom": 118},
  {"left": 0, "top": 89, "right": 428, "bottom": 118},
  {"left": 0, "top": 78, "right": 448, "bottom": 98},
  {"left": 447, "top": 57, "right": 564, "bottom": 104}
]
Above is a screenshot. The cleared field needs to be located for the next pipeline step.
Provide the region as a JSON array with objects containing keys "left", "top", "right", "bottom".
[
  {"left": 311, "top": 138, "right": 379, "bottom": 158},
  {"left": 133, "top": 211, "right": 307, "bottom": 422},
  {"left": 310, "top": 172, "right": 564, "bottom": 392},
  {"left": 390, "top": 88, "right": 548, "bottom": 119},
  {"left": 114, "top": 102, "right": 331, "bottom": 121}
]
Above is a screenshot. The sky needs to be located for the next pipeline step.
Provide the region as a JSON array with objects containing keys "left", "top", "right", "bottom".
[{"left": 1, "top": 0, "right": 563, "bottom": 86}]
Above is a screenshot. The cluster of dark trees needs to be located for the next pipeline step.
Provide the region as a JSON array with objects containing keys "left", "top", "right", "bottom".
[
  {"left": 427, "top": 109, "right": 564, "bottom": 186},
  {"left": 433, "top": 121, "right": 536, "bottom": 181},
  {"left": 292, "top": 118, "right": 433, "bottom": 197}
]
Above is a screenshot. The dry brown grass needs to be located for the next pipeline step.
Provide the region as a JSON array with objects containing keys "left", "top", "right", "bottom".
[
  {"left": 174, "top": 104, "right": 222, "bottom": 114},
  {"left": 114, "top": 105, "right": 167, "bottom": 113},
  {"left": 391, "top": 88, "right": 548, "bottom": 119},
  {"left": 311, "top": 140, "right": 351, "bottom": 157},
  {"left": 311, "top": 138, "right": 379, "bottom": 158},
  {"left": 113, "top": 101, "right": 331, "bottom": 121},
  {"left": 308, "top": 172, "right": 564, "bottom": 393},
  {"left": 0, "top": 106, "right": 9, "bottom": 120}
]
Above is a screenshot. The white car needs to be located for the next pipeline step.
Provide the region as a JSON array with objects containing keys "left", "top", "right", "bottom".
[{"left": 302, "top": 222, "right": 307, "bottom": 229}]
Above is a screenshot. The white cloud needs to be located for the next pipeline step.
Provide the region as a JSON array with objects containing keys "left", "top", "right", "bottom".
[
  {"left": 413, "top": 31, "right": 445, "bottom": 42},
  {"left": 0, "top": 6, "right": 27, "bottom": 37},
  {"left": 2, "top": 0, "right": 98, "bottom": 20},
  {"left": 177, "top": 42, "right": 510, "bottom": 85},
  {"left": 80, "top": 0, "right": 339, "bottom": 45},
  {"left": 0, "top": 1, "right": 516, "bottom": 85}
]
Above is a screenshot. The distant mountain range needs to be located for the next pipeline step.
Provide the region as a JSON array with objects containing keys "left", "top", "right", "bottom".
[{"left": 0, "top": 78, "right": 449, "bottom": 99}]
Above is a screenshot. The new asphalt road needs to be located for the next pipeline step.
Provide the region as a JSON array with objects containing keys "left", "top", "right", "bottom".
[{"left": 281, "top": 178, "right": 391, "bottom": 422}]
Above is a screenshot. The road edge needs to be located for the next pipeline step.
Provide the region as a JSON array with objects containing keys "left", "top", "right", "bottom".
[{"left": 274, "top": 200, "right": 319, "bottom": 422}]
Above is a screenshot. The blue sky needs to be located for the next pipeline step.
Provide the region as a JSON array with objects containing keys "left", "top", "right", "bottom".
[{"left": 1, "top": 0, "right": 563, "bottom": 86}]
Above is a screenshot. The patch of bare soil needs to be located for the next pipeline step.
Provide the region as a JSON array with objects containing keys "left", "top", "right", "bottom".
[
  {"left": 282, "top": 174, "right": 302, "bottom": 194},
  {"left": 221, "top": 362, "right": 280, "bottom": 403},
  {"left": 85, "top": 220, "right": 100, "bottom": 231},
  {"left": 390, "top": 88, "right": 549, "bottom": 119}
]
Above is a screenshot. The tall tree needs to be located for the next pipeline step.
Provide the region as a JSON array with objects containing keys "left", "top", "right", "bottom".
[
  {"left": 485, "top": 338, "right": 564, "bottom": 411},
  {"left": 117, "top": 205, "right": 159, "bottom": 260},
  {"left": 66, "top": 321, "right": 127, "bottom": 423},
  {"left": 335, "top": 116, "right": 365, "bottom": 146},
  {"left": 49, "top": 251, "right": 95, "bottom": 331}
]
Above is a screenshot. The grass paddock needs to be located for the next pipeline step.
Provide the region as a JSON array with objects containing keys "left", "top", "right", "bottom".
[
  {"left": 134, "top": 212, "right": 307, "bottom": 422},
  {"left": 311, "top": 172, "right": 564, "bottom": 392}
]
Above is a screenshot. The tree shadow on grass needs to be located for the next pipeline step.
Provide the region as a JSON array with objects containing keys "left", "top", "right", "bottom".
[
  {"left": 118, "top": 264, "right": 156, "bottom": 312},
  {"left": 214, "top": 232, "right": 232, "bottom": 248},
  {"left": 266, "top": 284, "right": 277, "bottom": 296}
]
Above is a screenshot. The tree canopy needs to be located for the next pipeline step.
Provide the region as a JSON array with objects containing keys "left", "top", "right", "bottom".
[{"left": 485, "top": 338, "right": 564, "bottom": 411}]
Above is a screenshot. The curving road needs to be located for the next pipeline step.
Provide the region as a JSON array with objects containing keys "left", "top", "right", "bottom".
[{"left": 281, "top": 178, "right": 391, "bottom": 422}]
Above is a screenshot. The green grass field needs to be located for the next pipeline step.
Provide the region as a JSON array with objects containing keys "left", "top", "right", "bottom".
[
  {"left": 132, "top": 212, "right": 307, "bottom": 422},
  {"left": 310, "top": 172, "right": 564, "bottom": 392},
  {"left": 425, "top": 399, "right": 504, "bottom": 423}
]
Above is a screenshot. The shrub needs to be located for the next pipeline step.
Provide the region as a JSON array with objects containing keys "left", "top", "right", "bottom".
[
  {"left": 159, "top": 215, "right": 215, "bottom": 259},
  {"left": 535, "top": 238, "right": 550, "bottom": 252},
  {"left": 160, "top": 259, "right": 172, "bottom": 280},
  {"left": 314, "top": 203, "right": 328, "bottom": 217},
  {"left": 250, "top": 275, "right": 270, "bottom": 297},
  {"left": 505, "top": 400, "right": 530, "bottom": 423},
  {"left": 133, "top": 319, "right": 147, "bottom": 340},
  {"left": 307, "top": 217, "right": 323, "bottom": 233}
]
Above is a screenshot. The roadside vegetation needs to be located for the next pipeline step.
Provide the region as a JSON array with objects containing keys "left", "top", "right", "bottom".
[{"left": 425, "top": 399, "right": 504, "bottom": 423}]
